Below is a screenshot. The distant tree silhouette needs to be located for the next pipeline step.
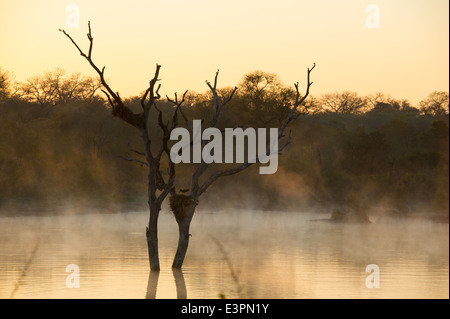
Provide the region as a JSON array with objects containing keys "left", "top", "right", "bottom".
[
  {"left": 419, "top": 91, "right": 449, "bottom": 118},
  {"left": 365, "top": 92, "right": 415, "bottom": 113},
  {"left": 320, "top": 91, "right": 367, "bottom": 114},
  {"left": 238, "top": 71, "right": 297, "bottom": 109},
  {"left": 235, "top": 71, "right": 308, "bottom": 127},
  {"left": 0, "top": 68, "right": 13, "bottom": 100},
  {"left": 18, "top": 68, "right": 101, "bottom": 105}
]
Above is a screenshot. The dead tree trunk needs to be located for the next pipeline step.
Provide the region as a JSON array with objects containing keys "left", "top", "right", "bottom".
[
  {"left": 169, "top": 194, "right": 196, "bottom": 268},
  {"left": 172, "top": 212, "right": 194, "bottom": 269},
  {"left": 146, "top": 203, "right": 160, "bottom": 270}
]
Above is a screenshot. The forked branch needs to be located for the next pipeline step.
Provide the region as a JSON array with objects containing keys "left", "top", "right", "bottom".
[
  {"left": 190, "top": 72, "right": 238, "bottom": 196},
  {"left": 153, "top": 91, "right": 189, "bottom": 201},
  {"left": 204, "top": 70, "right": 238, "bottom": 126},
  {"left": 279, "top": 63, "right": 315, "bottom": 139},
  {"left": 60, "top": 21, "right": 154, "bottom": 129}
]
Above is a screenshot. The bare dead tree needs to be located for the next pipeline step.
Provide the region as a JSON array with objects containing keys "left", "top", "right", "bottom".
[
  {"left": 61, "top": 21, "right": 315, "bottom": 270},
  {"left": 60, "top": 22, "right": 185, "bottom": 271}
]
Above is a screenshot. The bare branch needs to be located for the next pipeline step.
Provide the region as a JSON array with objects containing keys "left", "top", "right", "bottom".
[
  {"left": 117, "top": 155, "right": 148, "bottom": 167},
  {"left": 127, "top": 142, "right": 145, "bottom": 157},
  {"left": 60, "top": 22, "right": 146, "bottom": 129},
  {"left": 277, "top": 129, "right": 292, "bottom": 152},
  {"left": 151, "top": 90, "right": 189, "bottom": 198},
  {"left": 198, "top": 162, "right": 253, "bottom": 196},
  {"left": 87, "top": 21, "right": 93, "bottom": 59},
  {"left": 155, "top": 83, "right": 162, "bottom": 99},
  {"left": 193, "top": 64, "right": 315, "bottom": 197},
  {"left": 148, "top": 64, "right": 162, "bottom": 106},
  {"left": 278, "top": 63, "right": 316, "bottom": 139},
  {"left": 101, "top": 89, "right": 113, "bottom": 106},
  {"left": 214, "top": 69, "right": 219, "bottom": 90},
  {"left": 141, "top": 87, "right": 151, "bottom": 110},
  {"left": 155, "top": 126, "right": 178, "bottom": 199},
  {"left": 189, "top": 72, "right": 240, "bottom": 196},
  {"left": 208, "top": 86, "right": 238, "bottom": 128},
  {"left": 59, "top": 28, "right": 86, "bottom": 58}
]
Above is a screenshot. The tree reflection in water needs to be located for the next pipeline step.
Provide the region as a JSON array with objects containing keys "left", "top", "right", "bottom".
[{"left": 146, "top": 269, "right": 187, "bottom": 299}]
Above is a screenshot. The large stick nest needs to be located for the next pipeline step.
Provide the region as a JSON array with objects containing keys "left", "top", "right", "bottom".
[{"left": 169, "top": 194, "right": 193, "bottom": 223}]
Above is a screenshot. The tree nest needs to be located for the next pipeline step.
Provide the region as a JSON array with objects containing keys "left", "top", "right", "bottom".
[{"left": 169, "top": 194, "right": 194, "bottom": 223}]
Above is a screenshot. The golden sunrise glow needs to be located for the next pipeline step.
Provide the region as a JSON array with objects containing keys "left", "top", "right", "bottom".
[{"left": 0, "top": 0, "right": 448, "bottom": 105}]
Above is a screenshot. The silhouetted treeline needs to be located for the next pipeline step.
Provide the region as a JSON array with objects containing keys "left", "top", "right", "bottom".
[{"left": 0, "top": 68, "right": 448, "bottom": 216}]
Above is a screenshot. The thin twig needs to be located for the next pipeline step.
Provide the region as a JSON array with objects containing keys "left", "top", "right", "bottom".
[
  {"left": 117, "top": 155, "right": 148, "bottom": 167},
  {"left": 127, "top": 141, "right": 145, "bottom": 157}
]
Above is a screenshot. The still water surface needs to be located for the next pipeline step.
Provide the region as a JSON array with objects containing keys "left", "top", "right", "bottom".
[{"left": 0, "top": 209, "right": 448, "bottom": 299}]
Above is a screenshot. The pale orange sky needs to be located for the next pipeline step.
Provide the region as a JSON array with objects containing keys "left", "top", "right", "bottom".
[{"left": 0, "top": 0, "right": 448, "bottom": 105}]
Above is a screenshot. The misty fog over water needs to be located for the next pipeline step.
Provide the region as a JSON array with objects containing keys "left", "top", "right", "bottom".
[{"left": 1, "top": 209, "right": 448, "bottom": 299}]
